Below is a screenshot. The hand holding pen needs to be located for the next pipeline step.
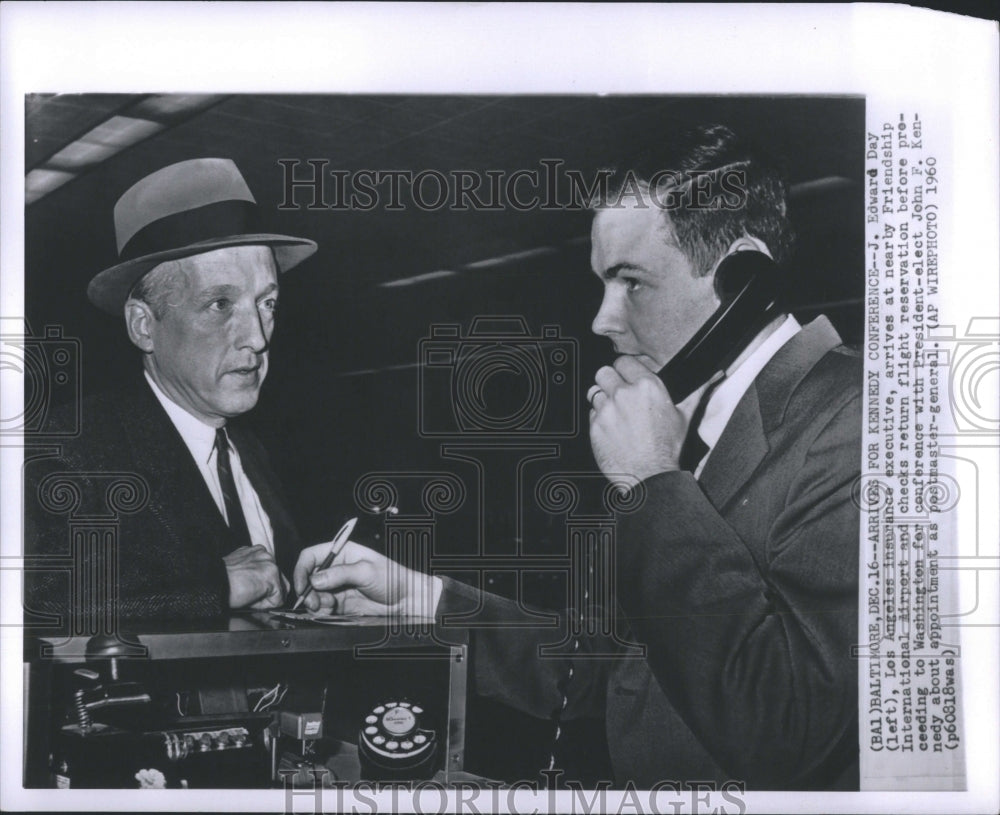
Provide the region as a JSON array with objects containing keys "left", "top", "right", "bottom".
[
  {"left": 292, "top": 517, "right": 358, "bottom": 610},
  {"left": 291, "top": 518, "right": 443, "bottom": 618}
]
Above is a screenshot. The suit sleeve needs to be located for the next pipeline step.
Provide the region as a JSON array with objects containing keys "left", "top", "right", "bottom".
[
  {"left": 614, "top": 391, "right": 861, "bottom": 787},
  {"left": 437, "top": 577, "right": 614, "bottom": 722}
]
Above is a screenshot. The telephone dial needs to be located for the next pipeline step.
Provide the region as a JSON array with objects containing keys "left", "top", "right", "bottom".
[
  {"left": 357, "top": 698, "right": 438, "bottom": 781},
  {"left": 658, "top": 249, "right": 783, "bottom": 402},
  {"left": 44, "top": 635, "right": 448, "bottom": 787}
]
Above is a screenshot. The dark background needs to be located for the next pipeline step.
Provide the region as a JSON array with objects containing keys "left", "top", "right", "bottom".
[{"left": 24, "top": 94, "right": 865, "bottom": 782}]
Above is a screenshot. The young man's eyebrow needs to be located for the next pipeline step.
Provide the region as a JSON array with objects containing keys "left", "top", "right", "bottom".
[{"left": 602, "top": 263, "right": 645, "bottom": 281}]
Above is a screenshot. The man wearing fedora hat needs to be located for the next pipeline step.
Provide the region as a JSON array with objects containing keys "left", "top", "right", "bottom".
[{"left": 25, "top": 158, "right": 316, "bottom": 623}]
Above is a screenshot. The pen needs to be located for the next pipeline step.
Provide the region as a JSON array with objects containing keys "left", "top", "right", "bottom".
[{"left": 292, "top": 516, "right": 358, "bottom": 610}]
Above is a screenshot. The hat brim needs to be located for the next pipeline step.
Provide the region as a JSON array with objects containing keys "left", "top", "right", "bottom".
[{"left": 87, "top": 233, "right": 318, "bottom": 316}]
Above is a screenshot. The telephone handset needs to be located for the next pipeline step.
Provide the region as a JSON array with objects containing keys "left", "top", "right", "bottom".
[{"left": 658, "top": 250, "right": 783, "bottom": 403}]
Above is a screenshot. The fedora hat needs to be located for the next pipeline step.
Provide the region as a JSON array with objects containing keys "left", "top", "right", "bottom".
[{"left": 87, "top": 158, "right": 317, "bottom": 315}]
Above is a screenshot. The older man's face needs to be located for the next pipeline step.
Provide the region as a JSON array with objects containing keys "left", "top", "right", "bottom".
[{"left": 143, "top": 245, "right": 279, "bottom": 426}]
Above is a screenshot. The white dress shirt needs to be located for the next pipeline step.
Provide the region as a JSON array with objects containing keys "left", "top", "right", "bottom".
[
  {"left": 690, "top": 314, "right": 802, "bottom": 478},
  {"left": 144, "top": 371, "right": 275, "bottom": 554}
]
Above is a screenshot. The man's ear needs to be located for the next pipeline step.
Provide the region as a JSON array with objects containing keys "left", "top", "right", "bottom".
[{"left": 125, "top": 299, "right": 155, "bottom": 353}]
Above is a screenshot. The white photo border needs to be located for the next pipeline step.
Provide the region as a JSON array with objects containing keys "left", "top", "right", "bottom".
[{"left": 2, "top": 3, "right": 997, "bottom": 814}]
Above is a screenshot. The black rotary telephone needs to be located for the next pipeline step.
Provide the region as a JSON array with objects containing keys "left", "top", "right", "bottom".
[
  {"left": 357, "top": 699, "right": 438, "bottom": 781},
  {"left": 658, "top": 249, "right": 783, "bottom": 402}
]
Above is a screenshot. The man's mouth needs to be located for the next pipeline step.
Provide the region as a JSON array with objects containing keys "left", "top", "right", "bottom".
[
  {"left": 615, "top": 351, "right": 661, "bottom": 372},
  {"left": 228, "top": 365, "right": 261, "bottom": 378}
]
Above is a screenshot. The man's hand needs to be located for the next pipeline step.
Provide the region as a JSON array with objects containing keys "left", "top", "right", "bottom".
[
  {"left": 224, "top": 545, "right": 289, "bottom": 609},
  {"left": 293, "top": 541, "right": 439, "bottom": 617},
  {"left": 588, "top": 355, "right": 687, "bottom": 482}
]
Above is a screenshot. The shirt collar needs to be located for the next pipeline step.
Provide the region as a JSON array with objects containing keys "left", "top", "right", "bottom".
[
  {"left": 144, "top": 371, "right": 221, "bottom": 466},
  {"left": 697, "top": 314, "right": 802, "bottom": 453}
]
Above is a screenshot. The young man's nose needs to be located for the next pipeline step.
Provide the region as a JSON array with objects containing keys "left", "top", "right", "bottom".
[{"left": 592, "top": 290, "right": 625, "bottom": 338}]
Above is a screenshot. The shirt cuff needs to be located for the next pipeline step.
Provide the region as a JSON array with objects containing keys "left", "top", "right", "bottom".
[{"left": 429, "top": 575, "right": 444, "bottom": 616}]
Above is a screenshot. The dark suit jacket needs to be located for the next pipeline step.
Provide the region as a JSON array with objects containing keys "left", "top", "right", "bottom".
[
  {"left": 23, "top": 376, "right": 301, "bottom": 627},
  {"left": 440, "top": 316, "right": 862, "bottom": 790}
]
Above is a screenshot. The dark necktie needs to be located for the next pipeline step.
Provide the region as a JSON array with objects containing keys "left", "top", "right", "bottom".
[
  {"left": 215, "top": 427, "right": 253, "bottom": 553},
  {"left": 678, "top": 377, "right": 724, "bottom": 473}
]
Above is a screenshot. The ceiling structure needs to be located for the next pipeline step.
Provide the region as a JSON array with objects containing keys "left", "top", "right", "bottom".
[{"left": 25, "top": 92, "right": 865, "bottom": 351}]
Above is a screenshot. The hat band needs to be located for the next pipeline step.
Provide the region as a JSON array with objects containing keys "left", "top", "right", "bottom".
[{"left": 119, "top": 200, "right": 257, "bottom": 262}]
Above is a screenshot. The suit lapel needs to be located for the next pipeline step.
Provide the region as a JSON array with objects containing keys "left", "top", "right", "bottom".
[
  {"left": 696, "top": 317, "right": 845, "bottom": 512},
  {"left": 115, "top": 379, "right": 231, "bottom": 549},
  {"left": 698, "top": 385, "right": 768, "bottom": 512},
  {"left": 227, "top": 423, "right": 301, "bottom": 577}
]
